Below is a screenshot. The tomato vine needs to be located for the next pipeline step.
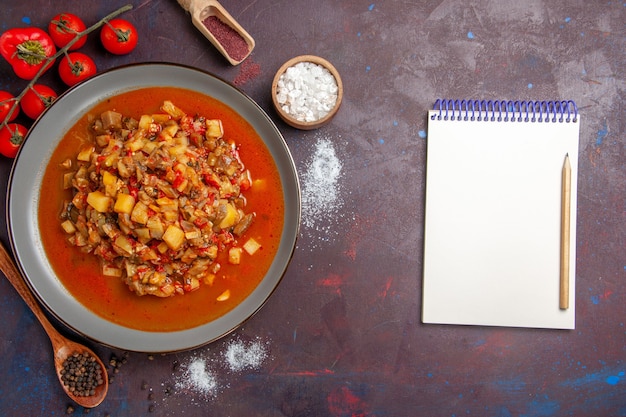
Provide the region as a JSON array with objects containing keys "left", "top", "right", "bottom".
[{"left": 0, "top": 4, "right": 133, "bottom": 134}]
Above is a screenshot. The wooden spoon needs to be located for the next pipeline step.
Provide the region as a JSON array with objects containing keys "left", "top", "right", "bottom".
[
  {"left": 0, "top": 241, "right": 108, "bottom": 408},
  {"left": 177, "top": 0, "right": 255, "bottom": 65}
]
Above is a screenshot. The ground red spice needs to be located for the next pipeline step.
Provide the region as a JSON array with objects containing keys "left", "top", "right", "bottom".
[
  {"left": 202, "top": 15, "right": 249, "bottom": 62},
  {"left": 233, "top": 59, "right": 261, "bottom": 86}
]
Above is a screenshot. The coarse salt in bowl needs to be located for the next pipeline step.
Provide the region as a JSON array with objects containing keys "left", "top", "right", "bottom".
[{"left": 272, "top": 55, "right": 343, "bottom": 130}]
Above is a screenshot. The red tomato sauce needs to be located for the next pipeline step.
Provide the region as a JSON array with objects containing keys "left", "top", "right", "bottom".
[{"left": 38, "top": 87, "right": 284, "bottom": 332}]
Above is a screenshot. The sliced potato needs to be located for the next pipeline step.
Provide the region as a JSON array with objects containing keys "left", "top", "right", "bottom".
[{"left": 86, "top": 191, "right": 112, "bottom": 213}]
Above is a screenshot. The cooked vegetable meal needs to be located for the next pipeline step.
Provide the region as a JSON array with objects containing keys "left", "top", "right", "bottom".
[{"left": 59, "top": 100, "right": 260, "bottom": 297}]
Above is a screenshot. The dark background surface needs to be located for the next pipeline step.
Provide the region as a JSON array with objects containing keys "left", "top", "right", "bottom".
[{"left": 0, "top": 1, "right": 624, "bottom": 416}]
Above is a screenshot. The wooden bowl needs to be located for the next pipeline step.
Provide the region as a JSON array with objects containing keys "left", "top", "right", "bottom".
[{"left": 271, "top": 55, "right": 343, "bottom": 130}]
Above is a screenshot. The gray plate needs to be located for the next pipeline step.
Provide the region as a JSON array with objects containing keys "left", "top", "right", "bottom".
[{"left": 7, "top": 63, "right": 300, "bottom": 353}]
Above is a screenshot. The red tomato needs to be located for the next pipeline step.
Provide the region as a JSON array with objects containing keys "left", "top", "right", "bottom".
[
  {"left": 0, "top": 91, "right": 19, "bottom": 122},
  {"left": 20, "top": 84, "right": 58, "bottom": 119},
  {"left": 58, "top": 52, "right": 97, "bottom": 87},
  {"left": 0, "top": 123, "right": 27, "bottom": 158},
  {"left": 48, "top": 13, "right": 87, "bottom": 50},
  {"left": 100, "top": 19, "right": 138, "bottom": 55}
]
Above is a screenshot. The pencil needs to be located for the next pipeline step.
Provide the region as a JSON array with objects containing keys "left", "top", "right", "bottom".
[{"left": 560, "top": 153, "right": 571, "bottom": 310}]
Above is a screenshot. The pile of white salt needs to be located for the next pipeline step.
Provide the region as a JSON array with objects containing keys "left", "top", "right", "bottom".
[{"left": 275, "top": 61, "right": 339, "bottom": 122}]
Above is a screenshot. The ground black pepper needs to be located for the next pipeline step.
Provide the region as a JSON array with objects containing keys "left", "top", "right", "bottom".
[
  {"left": 202, "top": 15, "right": 249, "bottom": 62},
  {"left": 60, "top": 351, "right": 104, "bottom": 397}
]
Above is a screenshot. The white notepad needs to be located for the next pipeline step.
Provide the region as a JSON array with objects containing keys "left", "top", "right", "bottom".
[{"left": 422, "top": 100, "right": 579, "bottom": 329}]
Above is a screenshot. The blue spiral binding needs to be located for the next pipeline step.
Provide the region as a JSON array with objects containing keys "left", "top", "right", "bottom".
[{"left": 431, "top": 99, "right": 578, "bottom": 123}]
